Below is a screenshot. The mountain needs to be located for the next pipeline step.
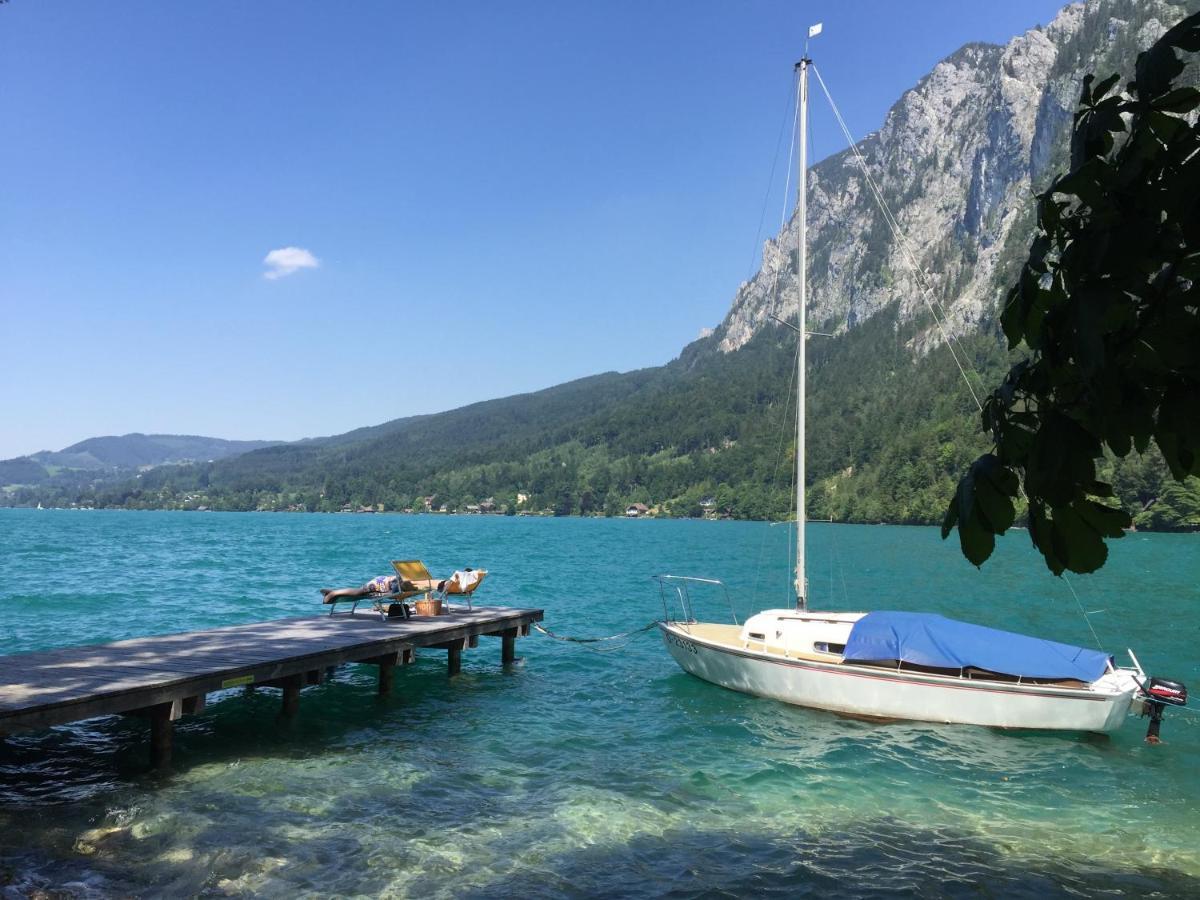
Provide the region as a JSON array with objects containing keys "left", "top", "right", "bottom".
[
  {"left": 5, "top": 0, "right": 1198, "bottom": 529},
  {"left": 711, "top": 0, "right": 1189, "bottom": 355},
  {"left": 0, "top": 434, "right": 281, "bottom": 492}
]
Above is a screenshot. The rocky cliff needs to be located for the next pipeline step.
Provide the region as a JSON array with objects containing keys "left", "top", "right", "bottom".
[{"left": 713, "top": 0, "right": 1196, "bottom": 356}]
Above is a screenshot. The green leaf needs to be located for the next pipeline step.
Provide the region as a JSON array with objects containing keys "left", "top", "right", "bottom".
[
  {"left": 1153, "top": 86, "right": 1200, "bottom": 113},
  {"left": 1169, "top": 15, "right": 1200, "bottom": 52},
  {"left": 940, "top": 492, "right": 959, "bottom": 539},
  {"left": 1135, "top": 26, "right": 1187, "bottom": 101},
  {"left": 1090, "top": 73, "right": 1121, "bottom": 104},
  {"left": 1079, "top": 73, "right": 1097, "bottom": 105},
  {"left": 1075, "top": 498, "right": 1130, "bottom": 538},
  {"left": 1053, "top": 161, "right": 1109, "bottom": 209},
  {"left": 958, "top": 512, "right": 995, "bottom": 568},
  {"left": 1051, "top": 504, "right": 1109, "bottom": 575},
  {"left": 1028, "top": 504, "right": 1066, "bottom": 576},
  {"left": 954, "top": 472, "right": 976, "bottom": 528},
  {"left": 970, "top": 454, "right": 1018, "bottom": 534},
  {"left": 975, "top": 475, "right": 1015, "bottom": 533},
  {"left": 1000, "top": 284, "right": 1024, "bottom": 348}
]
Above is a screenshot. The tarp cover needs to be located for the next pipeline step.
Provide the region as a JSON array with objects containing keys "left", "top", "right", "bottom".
[{"left": 842, "top": 611, "right": 1111, "bottom": 682}]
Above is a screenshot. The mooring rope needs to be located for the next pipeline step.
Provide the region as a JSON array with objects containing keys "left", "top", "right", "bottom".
[{"left": 532, "top": 621, "right": 658, "bottom": 644}]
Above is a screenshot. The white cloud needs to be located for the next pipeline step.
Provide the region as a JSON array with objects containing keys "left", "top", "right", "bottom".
[{"left": 263, "top": 246, "right": 319, "bottom": 280}]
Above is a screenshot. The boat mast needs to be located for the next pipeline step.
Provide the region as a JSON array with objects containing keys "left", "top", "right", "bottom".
[{"left": 794, "top": 52, "right": 810, "bottom": 610}]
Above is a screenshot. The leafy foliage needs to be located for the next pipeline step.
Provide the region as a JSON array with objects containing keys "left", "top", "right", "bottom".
[{"left": 944, "top": 14, "right": 1200, "bottom": 574}]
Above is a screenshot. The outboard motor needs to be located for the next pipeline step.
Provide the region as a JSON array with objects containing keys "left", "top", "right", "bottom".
[{"left": 1142, "top": 677, "right": 1188, "bottom": 743}]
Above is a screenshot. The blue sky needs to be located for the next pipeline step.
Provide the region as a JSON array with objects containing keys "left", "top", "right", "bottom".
[{"left": 0, "top": 0, "right": 1069, "bottom": 459}]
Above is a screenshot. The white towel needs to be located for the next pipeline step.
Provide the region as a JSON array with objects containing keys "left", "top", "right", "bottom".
[{"left": 450, "top": 570, "right": 480, "bottom": 591}]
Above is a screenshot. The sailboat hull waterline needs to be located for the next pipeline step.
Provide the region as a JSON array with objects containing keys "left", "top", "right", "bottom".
[{"left": 660, "top": 619, "right": 1139, "bottom": 733}]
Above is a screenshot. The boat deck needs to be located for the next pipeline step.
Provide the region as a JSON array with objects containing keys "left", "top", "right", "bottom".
[{"left": 672, "top": 621, "right": 844, "bottom": 664}]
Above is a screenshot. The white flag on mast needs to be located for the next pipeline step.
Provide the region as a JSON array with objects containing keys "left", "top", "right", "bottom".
[{"left": 808, "top": 23, "right": 823, "bottom": 38}]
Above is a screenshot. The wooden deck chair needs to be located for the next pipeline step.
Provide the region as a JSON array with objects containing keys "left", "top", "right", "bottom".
[
  {"left": 438, "top": 569, "right": 488, "bottom": 610},
  {"left": 391, "top": 560, "right": 441, "bottom": 594}
]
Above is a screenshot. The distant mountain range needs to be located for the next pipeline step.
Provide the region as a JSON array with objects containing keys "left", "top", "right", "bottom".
[
  {"left": 0, "top": 434, "right": 280, "bottom": 490},
  {"left": 4, "top": 0, "right": 1197, "bottom": 530}
]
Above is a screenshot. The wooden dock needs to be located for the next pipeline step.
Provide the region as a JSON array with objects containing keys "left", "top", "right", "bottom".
[{"left": 0, "top": 605, "right": 543, "bottom": 767}]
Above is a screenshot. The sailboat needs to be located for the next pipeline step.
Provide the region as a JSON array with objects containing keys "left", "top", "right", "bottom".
[{"left": 657, "top": 31, "right": 1186, "bottom": 738}]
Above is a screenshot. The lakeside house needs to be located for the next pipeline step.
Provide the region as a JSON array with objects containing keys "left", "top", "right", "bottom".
[{"left": 625, "top": 502, "right": 650, "bottom": 518}]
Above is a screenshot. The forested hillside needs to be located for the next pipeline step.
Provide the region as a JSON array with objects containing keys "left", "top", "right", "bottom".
[
  {"left": 0, "top": 434, "right": 280, "bottom": 493},
  {"left": 11, "top": 309, "right": 1193, "bottom": 527},
  {"left": 4, "top": 0, "right": 1197, "bottom": 530}
]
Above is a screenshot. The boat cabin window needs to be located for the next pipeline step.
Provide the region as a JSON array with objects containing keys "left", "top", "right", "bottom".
[
  {"left": 747, "top": 632, "right": 765, "bottom": 641},
  {"left": 814, "top": 642, "right": 846, "bottom": 654}
]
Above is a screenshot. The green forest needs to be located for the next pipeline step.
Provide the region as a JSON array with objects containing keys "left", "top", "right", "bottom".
[{"left": 7, "top": 307, "right": 1196, "bottom": 531}]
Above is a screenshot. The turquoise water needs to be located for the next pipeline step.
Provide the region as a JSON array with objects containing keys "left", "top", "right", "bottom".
[{"left": 0, "top": 509, "right": 1197, "bottom": 897}]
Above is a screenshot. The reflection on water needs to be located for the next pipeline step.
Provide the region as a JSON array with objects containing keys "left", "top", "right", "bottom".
[{"left": 1, "top": 511, "right": 1198, "bottom": 896}]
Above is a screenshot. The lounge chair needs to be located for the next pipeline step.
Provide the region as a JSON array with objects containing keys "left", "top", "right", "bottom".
[
  {"left": 322, "top": 581, "right": 423, "bottom": 620},
  {"left": 390, "top": 560, "right": 440, "bottom": 594},
  {"left": 390, "top": 561, "right": 488, "bottom": 610},
  {"left": 438, "top": 569, "right": 488, "bottom": 610}
]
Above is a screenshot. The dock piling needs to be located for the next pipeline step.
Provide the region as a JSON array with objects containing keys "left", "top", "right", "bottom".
[
  {"left": 149, "top": 702, "right": 173, "bottom": 769},
  {"left": 280, "top": 674, "right": 304, "bottom": 718},
  {"left": 502, "top": 627, "right": 518, "bottom": 665},
  {"left": 370, "top": 651, "right": 399, "bottom": 695},
  {"left": 0, "top": 606, "right": 542, "bottom": 769}
]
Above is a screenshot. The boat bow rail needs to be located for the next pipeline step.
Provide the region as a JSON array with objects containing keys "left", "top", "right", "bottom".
[{"left": 653, "top": 575, "right": 737, "bottom": 627}]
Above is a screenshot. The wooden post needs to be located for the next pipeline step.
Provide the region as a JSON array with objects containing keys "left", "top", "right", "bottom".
[
  {"left": 149, "top": 702, "right": 173, "bottom": 770},
  {"left": 379, "top": 657, "right": 395, "bottom": 695},
  {"left": 447, "top": 642, "right": 462, "bottom": 677},
  {"left": 502, "top": 627, "right": 518, "bottom": 665},
  {"left": 281, "top": 674, "right": 303, "bottom": 717}
]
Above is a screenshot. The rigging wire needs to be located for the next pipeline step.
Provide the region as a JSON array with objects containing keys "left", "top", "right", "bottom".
[
  {"left": 1062, "top": 574, "right": 1104, "bottom": 650},
  {"left": 744, "top": 71, "right": 803, "bottom": 285},
  {"left": 749, "top": 71, "right": 804, "bottom": 613},
  {"left": 781, "top": 69, "right": 801, "bottom": 232},
  {"left": 810, "top": 64, "right": 985, "bottom": 412},
  {"left": 810, "top": 64, "right": 1130, "bottom": 649},
  {"left": 833, "top": 526, "right": 850, "bottom": 605}
]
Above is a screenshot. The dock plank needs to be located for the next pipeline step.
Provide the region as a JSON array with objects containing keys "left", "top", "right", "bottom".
[{"left": 0, "top": 606, "right": 543, "bottom": 732}]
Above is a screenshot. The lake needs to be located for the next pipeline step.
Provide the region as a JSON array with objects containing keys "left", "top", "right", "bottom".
[{"left": 0, "top": 509, "right": 1197, "bottom": 897}]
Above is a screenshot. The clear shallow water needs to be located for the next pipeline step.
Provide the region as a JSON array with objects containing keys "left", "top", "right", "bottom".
[{"left": 0, "top": 509, "right": 1197, "bottom": 897}]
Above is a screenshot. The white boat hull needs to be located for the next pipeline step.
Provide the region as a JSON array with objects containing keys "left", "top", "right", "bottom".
[{"left": 661, "top": 622, "right": 1136, "bottom": 733}]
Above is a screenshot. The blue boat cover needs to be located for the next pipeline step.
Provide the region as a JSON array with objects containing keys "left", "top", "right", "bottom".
[{"left": 842, "top": 612, "right": 1111, "bottom": 682}]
